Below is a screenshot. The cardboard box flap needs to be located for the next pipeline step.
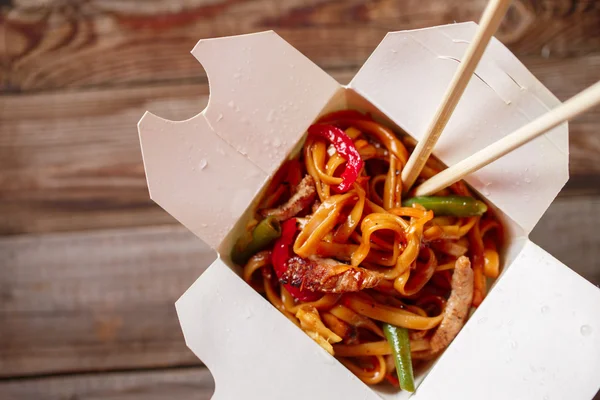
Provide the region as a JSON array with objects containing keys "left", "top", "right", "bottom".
[
  {"left": 176, "top": 258, "right": 380, "bottom": 400},
  {"left": 192, "top": 31, "right": 341, "bottom": 175},
  {"left": 412, "top": 240, "right": 600, "bottom": 400},
  {"left": 138, "top": 112, "right": 268, "bottom": 249},
  {"left": 349, "top": 22, "right": 568, "bottom": 234},
  {"left": 138, "top": 24, "right": 599, "bottom": 400}
]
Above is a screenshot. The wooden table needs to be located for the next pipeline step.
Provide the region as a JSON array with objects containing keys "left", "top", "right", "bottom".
[{"left": 1, "top": 1, "right": 599, "bottom": 398}]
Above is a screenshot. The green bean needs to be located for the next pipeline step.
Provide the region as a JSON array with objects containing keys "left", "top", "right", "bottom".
[
  {"left": 231, "top": 217, "right": 282, "bottom": 265},
  {"left": 402, "top": 196, "right": 487, "bottom": 217},
  {"left": 383, "top": 323, "right": 415, "bottom": 392}
]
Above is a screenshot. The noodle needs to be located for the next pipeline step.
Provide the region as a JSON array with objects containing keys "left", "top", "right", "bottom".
[
  {"left": 339, "top": 355, "right": 387, "bottom": 385},
  {"left": 234, "top": 110, "right": 503, "bottom": 389},
  {"left": 334, "top": 339, "right": 431, "bottom": 357}
]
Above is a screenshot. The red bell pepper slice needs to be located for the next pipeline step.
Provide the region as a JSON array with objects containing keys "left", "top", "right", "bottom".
[
  {"left": 308, "top": 124, "right": 363, "bottom": 193},
  {"left": 272, "top": 218, "right": 322, "bottom": 302}
]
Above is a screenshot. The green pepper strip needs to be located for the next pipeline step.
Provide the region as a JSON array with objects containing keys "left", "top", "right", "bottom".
[
  {"left": 231, "top": 217, "right": 282, "bottom": 265},
  {"left": 402, "top": 196, "right": 487, "bottom": 217},
  {"left": 383, "top": 323, "right": 415, "bottom": 392}
]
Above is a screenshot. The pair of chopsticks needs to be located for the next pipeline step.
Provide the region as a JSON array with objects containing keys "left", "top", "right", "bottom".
[{"left": 402, "top": 0, "right": 600, "bottom": 197}]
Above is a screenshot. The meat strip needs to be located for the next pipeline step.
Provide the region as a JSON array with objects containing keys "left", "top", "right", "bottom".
[
  {"left": 281, "top": 256, "right": 383, "bottom": 293},
  {"left": 429, "top": 256, "right": 474, "bottom": 353},
  {"left": 260, "top": 175, "right": 316, "bottom": 221}
]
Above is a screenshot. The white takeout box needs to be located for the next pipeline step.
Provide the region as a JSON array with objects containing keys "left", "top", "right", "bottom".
[{"left": 138, "top": 23, "right": 600, "bottom": 400}]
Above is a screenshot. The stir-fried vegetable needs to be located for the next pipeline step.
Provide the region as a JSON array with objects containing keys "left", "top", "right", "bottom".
[
  {"left": 308, "top": 124, "right": 363, "bottom": 193},
  {"left": 231, "top": 216, "right": 282, "bottom": 265},
  {"left": 403, "top": 196, "right": 487, "bottom": 217},
  {"left": 383, "top": 323, "right": 415, "bottom": 392}
]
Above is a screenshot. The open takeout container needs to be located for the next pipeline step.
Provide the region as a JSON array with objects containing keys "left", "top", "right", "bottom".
[{"left": 138, "top": 23, "right": 600, "bottom": 399}]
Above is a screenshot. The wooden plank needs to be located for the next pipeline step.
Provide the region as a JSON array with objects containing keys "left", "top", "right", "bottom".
[
  {"left": 531, "top": 195, "right": 600, "bottom": 284},
  {"left": 0, "top": 81, "right": 213, "bottom": 235},
  {"left": 3, "top": 0, "right": 599, "bottom": 91},
  {"left": 0, "top": 196, "right": 598, "bottom": 378},
  {"left": 0, "top": 367, "right": 597, "bottom": 400},
  {"left": 0, "top": 225, "right": 216, "bottom": 378},
  {"left": 0, "top": 367, "right": 215, "bottom": 400},
  {"left": 1, "top": 57, "right": 600, "bottom": 235}
]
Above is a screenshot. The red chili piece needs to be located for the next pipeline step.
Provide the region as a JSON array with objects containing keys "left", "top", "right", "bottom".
[
  {"left": 308, "top": 124, "right": 363, "bottom": 193},
  {"left": 272, "top": 218, "right": 322, "bottom": 302}
]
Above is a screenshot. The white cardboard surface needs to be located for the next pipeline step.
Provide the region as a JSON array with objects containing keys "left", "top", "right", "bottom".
[
  {"left": 177, "top": 259, "right": 380, "bottom": 400},
  {"left": 412, "top": 240, "right": 600, "bottom": 400},
  {"left": 194, "top": 31, "right": 340, "bottom": 174},
  {"left": 138, "top": 112, "right": 268, "bottom": 249},
  {"left": 138, "top": 26, "right": 600, "bottom": 400},
  {"left": 350, "top": 22, "right": 568, "bottom": 234}
]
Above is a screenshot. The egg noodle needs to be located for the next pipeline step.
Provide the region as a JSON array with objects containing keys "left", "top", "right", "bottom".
[{"left": 235, "top": 110, "right": 503, "bottom": 389}]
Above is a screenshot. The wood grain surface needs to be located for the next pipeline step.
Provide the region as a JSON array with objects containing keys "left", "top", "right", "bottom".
[
  {"left": 0, "top": 367, "right": 215, "bottom": 400},
  {"left": 1, "top": 0, "right": 599, "bottom": 398},
  {"left": 0, "top": 225, "right": 215, "bottom": 377},
  {"left": 1, "top": 61, "right": 599, "bottom": 235},
  {"left": 3, "top": 0, "right": 599, "bottom": 91},
  {"left": 0, "top": 197, "right": 597, "bottom": 378}
]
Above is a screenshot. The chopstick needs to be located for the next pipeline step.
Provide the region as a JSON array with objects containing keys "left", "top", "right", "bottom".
[
  {"left": 401, "top": 0, "right": 512, "bottom": 191},
  {"left": 413, "top": 80, "right": 600, "bottom": 197}
]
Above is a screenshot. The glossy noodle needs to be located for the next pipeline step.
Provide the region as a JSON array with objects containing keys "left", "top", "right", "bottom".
[{"left": 234, "top": 110, "right": 503, "bottom": 391}]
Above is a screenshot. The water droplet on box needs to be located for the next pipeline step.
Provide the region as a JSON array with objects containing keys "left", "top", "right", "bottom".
[
  {"left": 233, "top": 72, "right": 241, "bottom": 79},
  {"left": 267, "top": 110, "right": 275, "bottom": 123},
  {"left": 530, "top": 365, "right": 537, "bottom": 373},
  {"left": 216, "top": 113, "right": 223, "bottom": 122},
  {"left": 198, "top": 159, "right": 208, "bottom": 170},
  {"left": 201, "top": 223, "right": 208, "bottom": 228},
  {"left": 228, "top": 100, "right": 235, "bottom": 108},
  {"left": 510, "top": 341, "right": 518, "bottom": 349},
  {"left": 580, "top": 324, "right": 593, "bottom": 337},
  {"left": 541, "top": 305, "right": 549, "bottom": 314},
  {"left": 478, "top": 317, "right": 488, "bottom": 324},
  {"left": 524, "top": 177, "right": 531, "bottom": 183},
  {"left": 273, "top": 138, "right": 281, "bottom": 148}
]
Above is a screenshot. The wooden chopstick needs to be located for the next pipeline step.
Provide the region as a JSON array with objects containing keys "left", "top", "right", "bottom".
[
  {"left": 401, "top": 0, "right": 512, "bottom": 191},
  {"left": 413, "top": 80, "right": 600, "bottom": 197}
]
